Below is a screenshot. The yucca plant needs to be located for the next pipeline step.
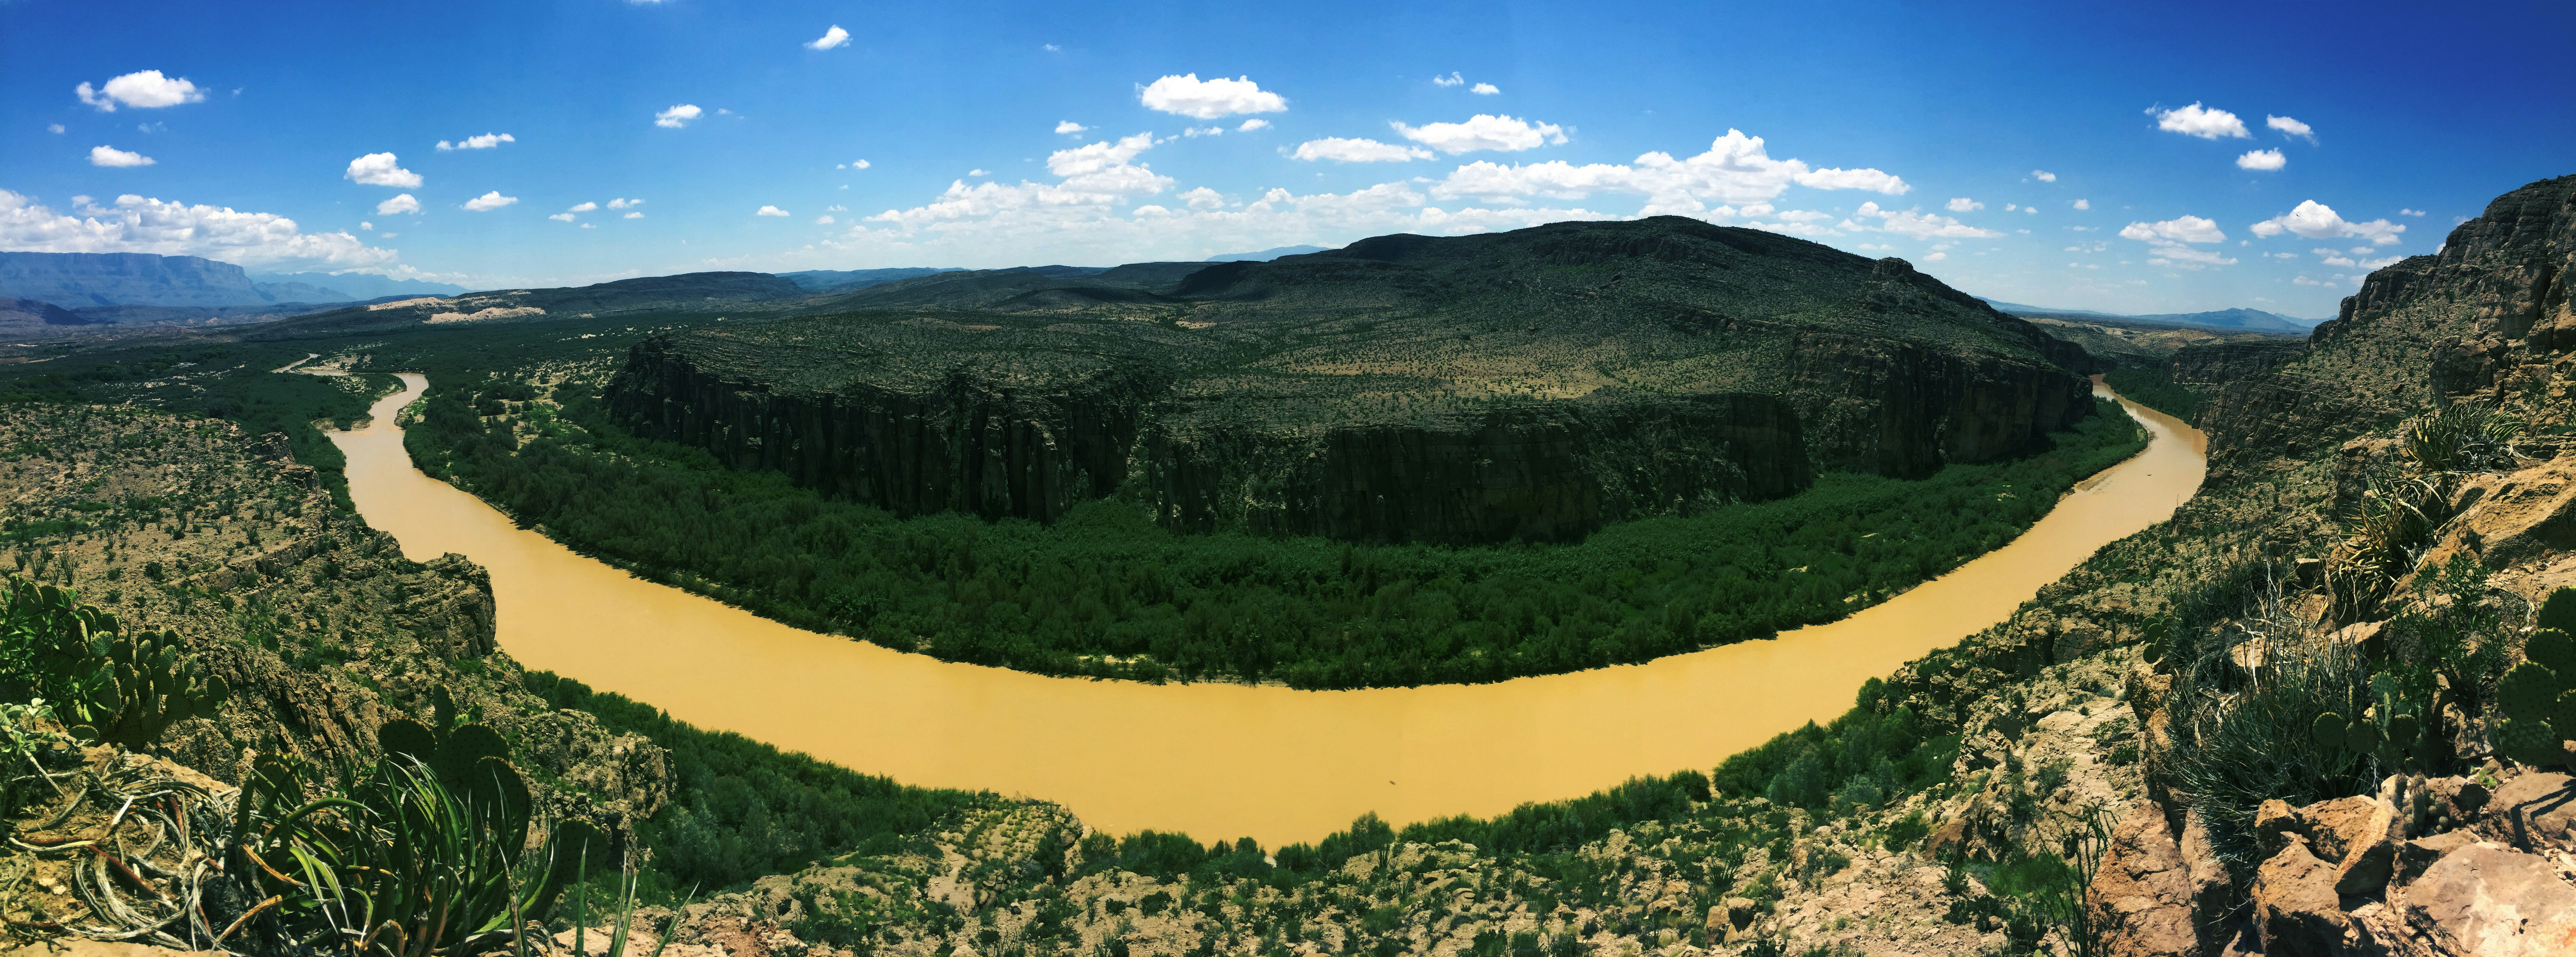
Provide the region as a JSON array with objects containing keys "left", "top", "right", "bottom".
[
  {"left": 2398, "top": 400, "right": 2524, "bottom": 477},
  {"left": 2327, "top": 473, "right": 2445, "bottom": 611}
]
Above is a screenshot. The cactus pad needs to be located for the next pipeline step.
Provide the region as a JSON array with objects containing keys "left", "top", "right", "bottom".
[
  {"left": 2537, "top": 587, "right": 2576, "bottom": 634},
  {"left": 2527, "top": 628, "right": 2576, "bottom": 676},
  {"left": 2497, "top": 717, "right": 2566, "bottom": 768},
  {"left": 2313, "top": 712, "right": 2349, "bottom": 751},
  {"left": 2499, "top": 662, "right": 2564, "bottom": 721}
]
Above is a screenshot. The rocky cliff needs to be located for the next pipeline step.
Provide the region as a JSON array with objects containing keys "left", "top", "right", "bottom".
[
  {"left": 0, "top": 251, "right": 359, "bottom": 309},
  {"left": 609, "top": 219, "right": 2092, "bottom": 544}
]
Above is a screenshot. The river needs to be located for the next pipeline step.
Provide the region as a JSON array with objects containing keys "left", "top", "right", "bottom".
[{"left": 330, "top": 374, "right": 2204, "bottom": 848}]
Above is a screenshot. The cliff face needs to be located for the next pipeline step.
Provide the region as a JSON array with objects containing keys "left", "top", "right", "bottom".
[
  {"left": 607, "top": 219, "right": 2093, "bottom": 544},
  {"left": 611, "top": 335, "right": 1168, "bottom": 522},
  {"left": 1148, "top": 392, "right": 1808, "bottom": 544},
  {"left": 2198, "top": 175, "right": 2576, "bottom": 470},
  {"left": 2164, "top": 338, "right": 2306, "bottom": 390}
]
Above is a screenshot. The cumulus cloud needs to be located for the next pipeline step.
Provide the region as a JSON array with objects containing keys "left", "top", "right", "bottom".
[
  {"left": 1433, "top": 72, "right": 1465, "bottom": 87},
  {"left": 0, "top": 188, "right": 395, "bottom": 269},
  {"left": 2073, "top": 199, "right": 2090, "bottom": 210},
  {"left": 2399, "top": 208, "right": 2425, "bottom": 217},
  {"left": 462, "top": 191, "right": 517, "bottom": 211},
  {"left": 1237, "top": 118, "right": 1271, "bottom": 131},
  {"left": 1292, "top": 138, "right": 1433, "bottom": 162},
  {"left": 75, "top": 71, "right": 205, "bottom": 112},
  {"left": 2119, "top": 215, "right": 2225, "bottom": 244},
  {"left": 816, "top": 214, "right": 835, "bottom": 224},
  {"left": 1180, "top": 187, "right": 1224, "bottom": 210},
  {"left": 2267, "top": 115, "right": 2316, "bottom": 142},
  {"left": 756, "top": 206, "right": 790, "bottom": 216},
  {"left": 1138, "top": 74, "right": 1287, "bottom": 119},
  {"left": 1848, "top": 202, "right": 2004, "bottom": 239},
  {"left": 807, "top": 25, "right": 849, "bottom": 50},
  {"left": 2236, "top": 149, "right": 2286, "bottom": 170},
  {"left": 1946, "top": 198, "right": 1983, "bottom": 212},
  {"left": 437, "top": 132, "right": 516, "bottom": 151},
  {"left": 1391, "top": 114, "right": 1566, "bottom": 154},
  {"left": 1180, "top": 127, "right": 1222, "bottom": 138},
  {"left": 1428, "top": 129, "right": 1907, "bottom": 216},
  {"left": 548, "top": 212, "right": 576, "bottom": 222},
  {"left": 2248, "top": 200, "right": 2404, "bottom": 245},
  {"left": 2152, "top": 102, "right": 2250, "bottom": 139},
  {"left": 345, "top": 153, "right": 422, "bottom": 188},
  {"left": 1468, "top": 83, "right": 1499, "bottom": 96},
  {"left": 624, "top": 212, "right": 643, "bottom": 219},
  {"left": 89, "top": 145, "right": 154, "bottom": 167},
  {"left": 567, "top": 201, "right": 598, "bottom": 212},
  {"left": 1055, "top": 120, "right": 1088, "bottom": 134},
  {"left": 376, "top": 194, "right": 421, "bottom": 215},
  {"left": 608, "top": 198, "right": 642, "bottom": 209},
  {"left": 654, "top": 104, "right": 703, "bottom": 128},
  {"left": 2030, "top": 170, "right": 2057, "bottom": 182},
  {"left": 47, "top": 124, "right": 65, "bottom": 135},
  {"left": 837, "top": 159, "right": 872, "bottom": 170}
]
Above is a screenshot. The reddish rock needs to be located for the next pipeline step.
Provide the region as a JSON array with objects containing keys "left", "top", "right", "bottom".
[
  {"left": 2179, "top": 810, "right": 2238, "bottom": 949},
  {"left": 2250, "top": 838, "right": 2357, "bottom": 957},
  {"left": 2295, "top": 794, "right": 2380, "bottom": 863},
  {"left": 2393, "top": 830, "right": 2477, "bottom": 886},
  {"left": 2256, "top": 798, "right": 2300, "bottom": 856},
  {"left": 2478, "top": 772, "right": 2572, "bottom": 853},
  {"left": 2329, "top": 799, "right": 2400, "bottom": 896},
  {"left": 2401, "top": 842, "right": 2576, "bottom": 956},
  {"left": 2085, "top": 801, "right": 2197, "bottom": 957}
]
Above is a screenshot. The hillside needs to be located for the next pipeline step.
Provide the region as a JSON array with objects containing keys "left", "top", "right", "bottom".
[
  {"left": 613, "top": 217, "right": 2095, "bottom": 545},
  {"left": 1982, "top": 298, "right": 2325, "bottom": 332}
]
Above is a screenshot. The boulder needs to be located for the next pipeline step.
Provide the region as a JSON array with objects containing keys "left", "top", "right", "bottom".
[
  {"left": 2255, "top": 798, "right": 2301, "bottom": 856},
  {"left": 2479, "top": 772, "right": 2573, "bottom": 853},
  {"left": 2329, "top": 799, "right": 2401, "bottom": 896},
  {"left": 2400, "top": 842, "right": 2576, "bottom": 956},
  {"left": 2249, "top": 838, "right": 2357, "bottom": 957},
  {"left": 2179, "top": 810, "right": 2238, "bottom": 949},
  {"left": 2084, "top": 801, "right": 2197, "bottom": 957},
  {"left": 2295, "top": 794, "right": 2381, "bottom": 862},
  {"left": 2393, "top": 830, "right": 2477, "bottom": 886}
]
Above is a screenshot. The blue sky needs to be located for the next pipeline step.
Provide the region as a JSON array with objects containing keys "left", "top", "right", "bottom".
[{"left": 4, "top": 0, "right": 2570, "bottom": 315}]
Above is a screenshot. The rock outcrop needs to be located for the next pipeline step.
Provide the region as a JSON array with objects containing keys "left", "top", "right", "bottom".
[{"left": 607, "top": 218, "right": 2092, "bottom": 544}]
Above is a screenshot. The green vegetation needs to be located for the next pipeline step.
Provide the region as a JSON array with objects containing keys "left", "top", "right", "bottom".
[
  {"left": 521, "top": 670, "right": 995, "bottom": 899},
  {"left": 2101, "top": 366, "right": 2208, "bottom": 424},
  {"left": 0, "top": 342, "right": 395, "bottom": 509},
  {"left": 415, "top": 382, "right": 2143, "bottom": 688},
  {"left": 0, "top": 575, "right": 229, "bottom": 748}
]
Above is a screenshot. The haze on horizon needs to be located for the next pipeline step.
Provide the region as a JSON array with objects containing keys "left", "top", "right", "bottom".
[{"left": 2, "top": 0, "right": 2570, "bottom": 317}]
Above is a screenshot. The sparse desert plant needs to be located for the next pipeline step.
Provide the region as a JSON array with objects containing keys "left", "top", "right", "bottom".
[
  {"left": 0, "top": 575, "right": 229, "bottom": 749},
  {"left": 2494, "top": 598, "right": 2576, "bottom": 767}
]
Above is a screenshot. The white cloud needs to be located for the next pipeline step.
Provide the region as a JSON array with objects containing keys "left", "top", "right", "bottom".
[
  {"left": 806, "top": 25, "right": 850, "bottom": 50},
  {"left": 1433, "top": 72, "right": 1465, "bottom": 87},
  {"left": 654, "top": 104, "right": 703, "bottom": 128},
  {"left": 1044, "top": 44, "right": 1059, "bottom": 51},
  {"left": 88, "top": 145, "right": 154, "bottom": 167},
  {"left": 1797, "top": 166, "right": 1910, "bottom": 193},
  {"left": 1850, "top": 202, "right": 2004, "bottom": 239},
  {"left": 462, "top": 191, "right": 517, "bottom": 211},
  {"left": 2248, "top": 200, "right": 2404, "bottom": 245},
  {"left": 549, "top": 212, "right": 576, "bottom": 222},
  {"left": 2030, "top": 170, "right": 2057, "bottom": 182},
  {"left": 75, "top": 71, "right": 205, "bottom": 112},
  {"left": 2023, "top": 206, "right": 2037, "bottom": 215},
  {"left": 624, "top": 211, "right": 644, "bottom": 219},
  {"left": 2359, "top": 255, "right": 2403, "bottom": 269},
  {"left": 2236, "top": 148, "right": 2286, "bottom": 171},
  {"left": 0, "top": 188, "right": 395, "bottom": 269},
  {"left": 1138, "top": 74, "right": 1287, "bottom": 119},
  {"left": 567, "top": 201, "right": 598, "bottom": 212},
  {"left": 47, "top": 124, "right": 64, "bottom": 135},
  {"left": 826, "top": 205, "right": 847, "bottom": 212},
  {"left": 2319, "top": 254, "right": 2357, "bottom": 267},
  {"left": 969, "top": 168, "right": 992, "bottom": 176},
  {"left": 436, "top": 132, "right": 515, "bottom": 151},
  {"left": 2266, "top": 115, "right": 2316, "bottom": 142},
  {"left": 837, "top": 158, "right": 874, "bottom": 170},
  {"left": 345, "top": 152, "right": 423, "bottom": 188},
  {"left": 2146, "top": 245, "right": 2238, "bottom": 268},
  {"left": 1181, "top": 126, "right": 1223, "bottom": 137},
  {"left": 1237, "top": 118, "right": 1271, "bottom": 131},
  {"left": 1292, "top": 137, "right": 1433, "bottom": 162},
  {"left": 1391, "top": 114, "right": 1566, "bottom": 153},
  {"left": 2072, "top": 199, "right": 2090, "bottom": 210},
  {"left": 581, "top": 223, "right": 595, "bottom": 229},
  {"left": 1180, "top": 187, "right": 1225, "bottom": 210},
  {"left": 1428, "top": 129, "right": 1906, "bottom": 216},
  {"left": 2005, "top": 203, "right": 2018, "bottom": 211},
  {"left": 1924, "top": 251, "right": 1947, "bottom": 261},
  {"left": 2118, "top": 215, "right": 2225, "bottom": 244},
  {"left": 1472, "top": 83, "right": 1500, "bottom": 95},
  {"left": 1946, "top": 197, "right": 1983, "bottom": 212},
  {"left": 360, "top": 221, "right": 373, "bottom": 231},
  {"left": 1055, "top": 120, "right": 1088, "bottom": 134},
  {"left": 816, "top": 214, "right": 835, "bottom": 224},
  {"left": 2151, "top": 102, "right": 2250, "bottom": 139},
  {"left": 756, "top": 205, "right": 790, "bottom": 217},
  {"left": 2399, "top": 208, "right": 2425, "bottom": 217},
  {"left": 607, "top": 198, "right": 642, "bottom": 209},
  {"left": 1045, "top": 133, "right": 1169, "bottom": 196},
  {"left": 376, "top": 194, "right": 421, "bottom": 215}
]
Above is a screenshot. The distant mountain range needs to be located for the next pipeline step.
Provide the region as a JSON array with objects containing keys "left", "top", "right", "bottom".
[
  {"left": 774, "top": 267, "right": 964, "bottom": 294},
  {"left": 0, "top": 252, "right": 471, "bottom": 314},
  {"left": 1205, "top": 245, "right": 1333, "bottom": 262},
  {"left": 248, "top": 271, "right": 470, "bottom": 301},
  {"left": 1977, "top": 297, "right": 2326, "bottom": 332}
]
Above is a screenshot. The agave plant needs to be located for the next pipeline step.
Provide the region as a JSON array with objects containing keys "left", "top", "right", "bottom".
[
  {"left": 225, "top": 741, "right": 606, "bottom": 955},
  {"left": 2398, "top": 400, "right": 2524, "bottom": 477},
  {"left": 2326, "top": 473, "right": 2446, "bottom": 610}
]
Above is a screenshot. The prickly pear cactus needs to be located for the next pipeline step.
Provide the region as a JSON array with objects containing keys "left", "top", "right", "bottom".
[
  {"left": 2495, "top": 629, "right": 2573, "bottom": 767},
  {"left": 77, "top": 628, "right": 231, "bottom": 748},
  {"left": 2314, "top": 673, "right": 2449, "bottom": 772}
]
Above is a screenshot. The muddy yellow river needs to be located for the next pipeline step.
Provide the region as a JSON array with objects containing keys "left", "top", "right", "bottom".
[{"left": 333, "top": 374, "right": 2203, "bottom": 848}]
